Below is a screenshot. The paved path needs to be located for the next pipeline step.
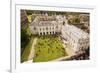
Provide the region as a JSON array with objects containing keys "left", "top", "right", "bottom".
[
  {"left": 50, "top": 55, "right": 72, "bottom": 61},
  {"left": 28, "top": 38, "right": 37, "bottom": 60}
]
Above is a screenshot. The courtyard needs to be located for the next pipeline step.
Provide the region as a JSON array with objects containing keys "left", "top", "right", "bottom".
[
  {"left": 21, "top": 10, "right": 90, "bottom": 63},
  {"left": 21, "top": 34, "right": 68, "bottom": 63},
  {"left": 33, "top": 35, "right": 67, "bottom": 62}
]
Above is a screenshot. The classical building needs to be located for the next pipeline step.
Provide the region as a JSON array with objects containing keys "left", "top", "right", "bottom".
[
  {"left": 61, "top": 24, "right": 89, "bottom": 53},
  {"left": 30, "top": 13, "right": 89, "bottom": 53},
  {"left": 30, "top": 14, "right": 65, "bottom": 35}
]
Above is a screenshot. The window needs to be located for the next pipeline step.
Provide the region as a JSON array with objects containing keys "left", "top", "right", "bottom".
[
  {"left": 52, "top": 27, "right": 54, "bottom": 30},
  {"left": 40, "top": 32, "right": 42, "bottom": 35},
  {"left": 34, "top": 27, "right": 36, "bottom": 30},
  {"left": 47, "top": 32, "right": 48, "bottom": 34},
  {"left": 43, "top": 28, "right": 44, "bottom": 30},
  {"left": 40, "top": 28, "right": 41, "bottom": 31},
  {"left": 50, "top": 32, "right": 51, "bottom": 34},
  {"left": 46, "top": 27, "right": 48, "bottom": 30},
  {"left": 53, "top": 31, "right": 54, "bottom": 34},
  {"left": 43, "top": 32, "right": 45, "bottom": 35},
  {"left": 50, "top": 27, "right": 51, "bottom": 30}
]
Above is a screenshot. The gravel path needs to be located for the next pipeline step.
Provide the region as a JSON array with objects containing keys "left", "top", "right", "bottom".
[{"left": 28, "top": 38, "right": 37, "bottom": 60}]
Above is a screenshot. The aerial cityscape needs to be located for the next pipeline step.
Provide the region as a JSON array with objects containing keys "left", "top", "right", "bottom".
[{"left": 21, "top": 10, "right": 90, "bottom": 63}]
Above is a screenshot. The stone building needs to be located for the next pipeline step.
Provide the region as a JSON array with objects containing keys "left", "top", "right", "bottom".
[
  {"left": 61, "top": 24, "right": 89, "bottom": 53},
  {"left": 30, "top": 13, "right": 89, "bottom": 53},
  {"left": 30, "top": 14, "right": 65, "bottom": 35}
]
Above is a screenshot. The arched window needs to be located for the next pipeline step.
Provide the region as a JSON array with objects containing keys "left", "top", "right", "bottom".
[
  {"left": 46, "top": 27, "right": 48, "bottom": 30},
  {"left": 43, "top": 32, "right": 45, "bottom": 35},
  {"left": 47, "top": 32, "right": 48, "bottom": 34},
  {"left": 40, "top": 32, "right": 42, "bottom": 35},
  {"left": 50, "top": 32, "right": 51, "bottom": 34}
]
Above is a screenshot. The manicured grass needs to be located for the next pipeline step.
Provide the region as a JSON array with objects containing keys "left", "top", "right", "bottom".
[
  {"left": 21, "top": 37, "right": 34, "bottom": 62},
  {"left": 33, "top": 35, "right": 67, "bottom": 62}
]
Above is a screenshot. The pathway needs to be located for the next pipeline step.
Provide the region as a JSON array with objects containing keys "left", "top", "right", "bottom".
[{"left": 28, "top": 38, "right": 37, "bottom": 60}]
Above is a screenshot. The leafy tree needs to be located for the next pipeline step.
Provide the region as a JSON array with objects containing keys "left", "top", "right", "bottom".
[
  {"left": 26, "top": 10, "right": 33, "bottom": 15},
  {"left": 21, "top": 28, "right": 30, "bottom": 54}
]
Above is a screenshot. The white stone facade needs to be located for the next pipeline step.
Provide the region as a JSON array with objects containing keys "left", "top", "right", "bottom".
[
  {"left": 30, "top": 14, "right": 89, "bottom": 53},
  {"left": 30, "top": 15, "right": 64, "bottom": 35},
  {"left": 61, "top": 24, "right": 89, "bottom": 53}
]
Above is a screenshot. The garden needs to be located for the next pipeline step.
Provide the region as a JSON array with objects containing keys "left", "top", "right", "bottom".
[{"left": 33, "top": 35, "right": 67, "bottom": 62}]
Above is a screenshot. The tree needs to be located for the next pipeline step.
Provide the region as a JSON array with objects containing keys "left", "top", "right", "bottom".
[
  {"left": 26, "top": 10, "right": 33, "bottom": 15},
  {"left": 21, "top": 28, "right": 30, "bottom": 54}
]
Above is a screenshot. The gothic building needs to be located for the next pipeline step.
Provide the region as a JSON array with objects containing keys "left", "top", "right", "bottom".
[{"left": 61, "top": 24, "right": 89, "bottom": 53}]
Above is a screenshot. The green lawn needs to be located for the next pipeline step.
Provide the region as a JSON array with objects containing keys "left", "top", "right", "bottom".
[
  {"left": 21, "top": 37, "right": 34, "bottom": 62},
  {"left": 33, "top": 35, "right": 67, "bottom": 62}
]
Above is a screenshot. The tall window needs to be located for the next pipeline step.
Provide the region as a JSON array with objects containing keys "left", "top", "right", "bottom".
[
  {"left": 40, "top": 28, "right": 41, "bottom": 31},
  {"left": 46, "top": 27, "right": 48, "bottom": 30},
  {"left": 50, "top": 27, "right": 51, "bottom": 30},
  {"left": 34, "top": 27, "right": 36, "bottom": 30},
  {"left": 52, "top": 27, "right": 54, "bottom": 30},
  {"left": 43, "top": 28, "right": 44, "bottom": 30}
]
